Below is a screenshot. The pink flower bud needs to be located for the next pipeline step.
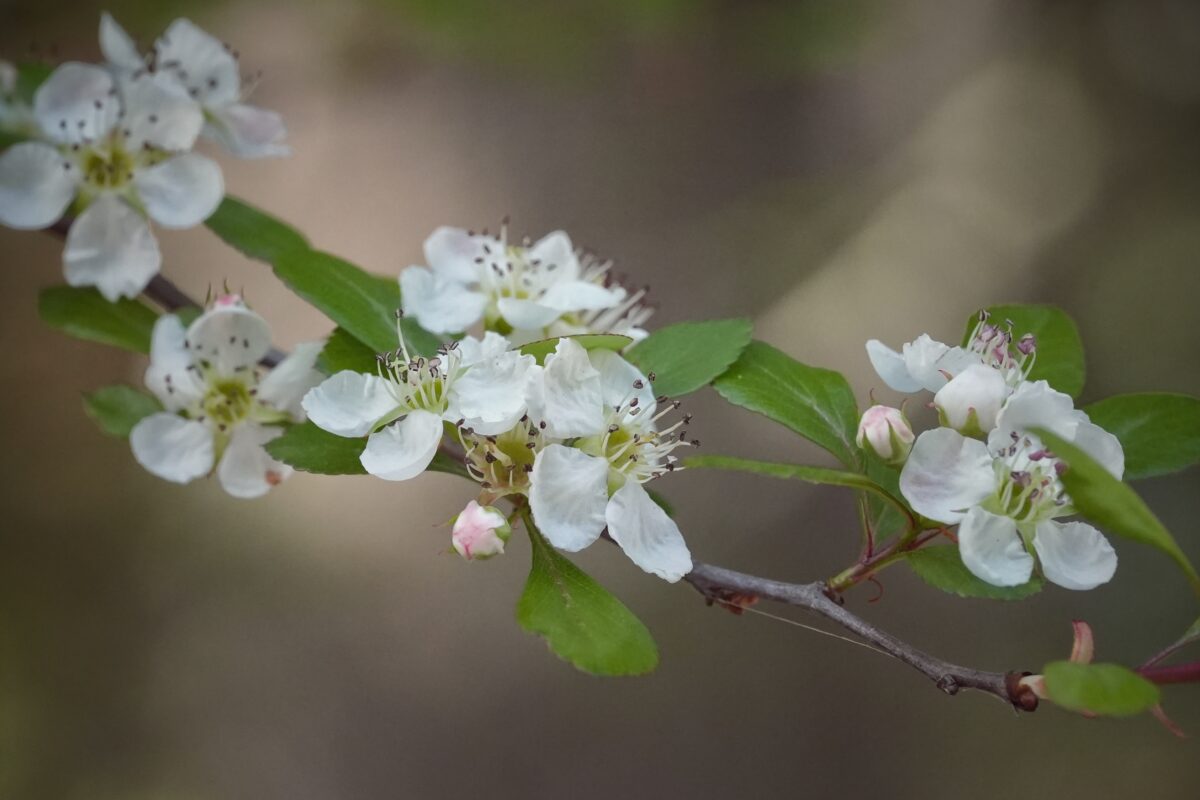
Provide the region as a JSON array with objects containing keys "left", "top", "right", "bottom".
[
  {"left": 451, "top": 501, "right": 511, "bottom": 560},
  {"left": 856, "top": 405, "right": 914, "bottom": 465}
]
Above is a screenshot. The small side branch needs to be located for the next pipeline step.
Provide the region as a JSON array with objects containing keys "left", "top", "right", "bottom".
[{"left": 686, "top": 562, "right": 1034, "bottom": 709}]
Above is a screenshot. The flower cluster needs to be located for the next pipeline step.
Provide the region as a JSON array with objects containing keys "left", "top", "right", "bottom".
[
  {"left": 864, "top": 313, "right": 1124, "bottom": 591},
  {"left": 400, "top": 225, "right": 653, "bottom": 343},
  {"left": 303, "top": 323, "right": 694, "bottom": 582},
  {"left": 0, "top": 14, "right": 287, "bottom": 301},
  {"left": 131, "top": 295, "right": 322, "bottom": 498}
]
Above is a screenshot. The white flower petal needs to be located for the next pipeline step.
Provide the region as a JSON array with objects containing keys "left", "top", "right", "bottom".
[
  {"left": 256, "top": 341, "right": 324, "bottom": 419},
  {"left": 185, "top": 303, "right": 272, "bottom": 375},
  {"left": 456, "top": 331, "right": 512, "bottom": 366},
  {"left": 100, "top": 13, "right": 146, "bottom": 73},
  {"left": 539, "top": 280, "right": 623, "bottom": 312},
  {"left": 155, "top": 18, "right": 241, "bottom": 107},
  {"left": 866, "top": 339, "right": 923, "bottom": 393},
  {"left": 530, "top": 338, "right": 605, "bottom": 438},
  {"left": 528, "top": 230, "right": 580, "bottom": 281},
  {"left": 119, "top": 72, "right": 205, "bottom": 151},
  {"left": 399, "top": 266, "right": 487, "bottom": 335},
  {"left": 497, "top": 297, "right": 561, "bottom": 330},
  {"left": 1070, "top": 419, "right": 1125, "bottom": 480},
  {"left": 145, "top": 314, "right": 205, "bottom": 409},
  {"left": 130, "top": 412, "right": 214, "bottom": 483},
  {"left": 63, "top": 196, "right": 161, "bottom": 301},
  {"left": 899, "top": 427, "right": 995, "bottom": 524},
  {"left": 958, "top": 507, "right": 1035, "bottom": 587},
  {"left": 359, "top": 410, "right": 443, "bottom": 481},
  {"left": 903, "top": 334, "right": 978, "bottom": 392},
  {"left": 217, "top": 423, "right": 291, "bottom": 498},
  {"left": 0, "top": 142, "right": 77, "bottom": 229},
  {"left": 934, "top": 363, "right": 1009, "bottom": 433},
  {"left": 135, "top": 153, "right": 223, "bottom": 228},
  {"left": 423, "top": 226, "right": 488, "bottom": 283},
  {"left": 1033, "top": 520, "right": 1117, "bottom": 591},
  {"left": 301, "top": 371, "right": 399, "bottom": 438},
  {"left": 606, "top": 480, "right": 693, "bottom": 582},
  {"left": 449, "top": 350, "right": 535, "bottom": 436},
  {"left": 993, "top": 380, "right": 1078, "bottom": 442},
  {"left": 205, "top": 103, "right": 289, "bottom": 158},
  {"left": 34, "top": 62, "right": 118, "bottom": 143},
  {"left": 0, "top": 61, "right": 14, "bottom": 94},
  {"left": 529, "top": 444, "right": 609, "bottom": 551},
  {"left": 590, "top": 349, "right": 655, "bottom": 418}
]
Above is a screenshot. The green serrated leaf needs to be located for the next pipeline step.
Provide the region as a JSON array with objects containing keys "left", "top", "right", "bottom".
[
  {"left": 1084, "top": 393, "right": 1200, "bottom": 480},
  {"left": 266, "top": 420, "right": 468, "bottom": 479},
  {"left": 205, "top": 196, "right": 309, "bottom": 263},
  {"left": 516, "top": 523, "right": 658, "bottom": 676},
  {"left": 38, "top": 286, "right": 159, "bottom": 354},
  {"left": 1035, "top": 428, "right": 1200, "bottom": 594},
  {"left": 905, "top": 546, "right": 1043, "bottom": 600},
  {"left": 319, "top": 327, "right": 380, "bottom": 375},
  {"left": 963, "top": 304, "right": 1085, "bottom": 397},
  {"left": 712, "top": 341, "right": 860, "bottom": 468},
  {"left": 1043, "top": 661, "right": 1160, "bottom": 717},
  {"left": 625, "top": 318, "right": 753, "bottom": 397},
  {"left": 83, "top": 386, "right": 163, "bottom": 438},
  {"left": 519, "top": 333, "right": 632, "bottom": 365}
]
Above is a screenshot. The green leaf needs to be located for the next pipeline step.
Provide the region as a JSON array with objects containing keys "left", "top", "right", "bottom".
[
  {"left": 516, "top": 524, "right": 658, "bottom": 676},
  {"left": 963, "top": 304, "right": 1085, "bottom": 397},
  {"left": 1035, "top": 428, "right": 1200, "bottom": 593},
  {"left": 205, "top": 196, "right": 441, "bottom": 358},
  {"left": 905, "top": 546, "right": 1043, "bottom": 600},
  {"left": 625, "top": 318, "right": 753, "bottom": 397},
  {"left": 204, "top": 196, "right": 309, "bottom": 263},
  {"left": 266, "top": 421, "right": 469, "bottom": 479},
  {"left": 684, "top": 453, "right": 904, "bottom": 510},
  {"left": 862, "top": 455, "right": 907, "bottom": 547},
  {"left": 0, "top": 130, "right": 27, "bottom": 149},
  {"left": 15, "top": 61, "right": 54, "bottom": 104},
  {"left": 319, "top": 327, "right": 380, "bottom": 375},
  {"left": 1043, "top": 661, "right": 1160, "bottom": 717},
  {"left": 519, "top": 333, "right": 632, "bottom": 365},
  {"left": 646, "top": 488, "right": 675, "bottom": 518},
  {"left": 38, "top": 286, "right": 159, "bottom": 354},
  {"left": 1084, "top": 393, "right": 1200, "bottom": 480},
  {"left": 712, "top": 341, "right": 860, "bottom": 468},
  {"left": 83, "top": 386, "right": 163, "bottom": 438}
]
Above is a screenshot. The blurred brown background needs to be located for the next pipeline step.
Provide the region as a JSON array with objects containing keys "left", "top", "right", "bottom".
[{"left": 2, "top": 0, "right": 1199, "bottom": 797}]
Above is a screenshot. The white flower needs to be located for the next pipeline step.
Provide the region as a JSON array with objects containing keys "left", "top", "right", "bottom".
[
  {"left": 933, "top": 363, "right": 1008, "bottom": 436},
  {"left": 899, "top": 381, "right": 1124, "bottom": 590},
  {"left": 0, "top": 63, "right": 223, "bottom": 300},
  {"left": 867, "top": 312, "right": 1039, "bottom": 400},
  {"left": 301, "top": 329, "right": 535, "bottom": 481},
  {"left": 525, "top": 340, "right": 693, "bottom": 582},
  {"left": 130, "top": 296, "right": 323, "bottom": 498},
  {"left": 101, "top": 13, "right": 289, "bottom": 158},
  {"left": 856, "top": 405, "right": 914, "bottom": 465},
  {"left": 399, "top": 226, "right": 650, "bottom": 340},
  {"left": 451, "top": 501, "right": 511, "bottom": 560}
]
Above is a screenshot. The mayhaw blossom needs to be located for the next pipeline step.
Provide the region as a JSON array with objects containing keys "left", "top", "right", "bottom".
[
  {"left": 100, "top": 14, "right": 289, "bottom": 158},
  {"left": 0, "top": 60, "right": 36, "bottom": 138},
  {"left": 856, "top": 405, "right": 914, "bottom": 465},
  {"left": 526, "top": 339, "right": 694, "bottom": 582},
  {"left": 301, "top": 327, "right": 535, "bottom": 481},
  {"left": 451, "top": 501, "right": 512, "bottom": 560},
  {"left": 899, "top": 381, "right": 1124, "bottom": 590},
  {"left": 0, "top": 63, "right": 223, "bottom": 300},
  {"left": 130, "top": 296, "right": 323, "bottom": 498},
  {"left": 867, "top": 312, "right": 1038, "bottom": 404},
  {"left": 933, "top": 363, "right": 1008, "bottom": 436},
  {"left": 399, "top": 226, "right": 651, "bottom": 342}
]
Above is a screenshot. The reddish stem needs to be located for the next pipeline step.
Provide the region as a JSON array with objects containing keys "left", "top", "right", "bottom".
[{"left": 1136, "top": 661, "right": 1200, "bottom": 686}]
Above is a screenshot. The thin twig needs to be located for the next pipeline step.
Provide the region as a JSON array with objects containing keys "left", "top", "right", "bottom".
[{"left": 685, "top": 561, "right": 1034, "bottom": 709}]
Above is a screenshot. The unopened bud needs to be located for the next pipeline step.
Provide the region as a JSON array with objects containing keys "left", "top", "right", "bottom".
[
  {"left": 451, "top": 501, "right": 511, "bottom": 560},
  {"left": 856, "top": 405, "right": 914, "bottom": 465}
]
